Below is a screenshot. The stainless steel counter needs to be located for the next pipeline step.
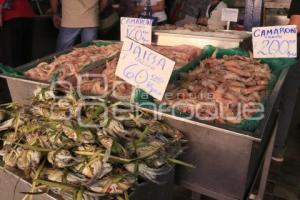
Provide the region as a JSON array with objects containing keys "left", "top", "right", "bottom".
[
  {"left": 136, "top": 67, "right": 288, "bottom": 200},
  {"left": 153, "top": 30, "right": 252, "bottom": 49}
]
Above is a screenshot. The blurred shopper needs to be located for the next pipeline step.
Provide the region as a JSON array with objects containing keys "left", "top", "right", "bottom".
[
  {"left": 51, "top": 0, "right": 107, "bottom": 52},
  {"left": 98, "top": 0, "right": 120, "bottom": 40},
  {"left": 118, "top": 0, "right": 136, "bottom": 17},
  {"left": 197, "top": 0, "right": 227, "bottom": 30},
  {"left": 134, "top": 0, "right": 167, "bottom": 25},
  {"left": 272, "top": 0, "right": 300, "bottom": 162},
  {"left": 175, "top": 0, "right": 210, "bottom": 26},
  {"left": 164, "top": 0, "right": 174, "bottom": 23},
  {"left": 0, "top": 0, "right": 34, "bottom": 104},
  {"left": 0, "top": 0, "right": 34, "bottom": 67},
  {"left": 289, "top": 0, "right": 300, "bottom": 56}
]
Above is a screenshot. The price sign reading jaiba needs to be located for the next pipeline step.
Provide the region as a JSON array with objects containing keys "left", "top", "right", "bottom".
[
  {"left": 252, "top": 25, "right": 297, "bottom": 58},
  {"left": 116, "top": 38, "right": 175, "bottom": 100},
  {"left": 120, "top": 17, "right": 153, "bottom": 45}
]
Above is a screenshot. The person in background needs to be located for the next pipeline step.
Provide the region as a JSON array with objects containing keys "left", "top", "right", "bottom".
[
  {"left": 0, "top": 0, "right": 34, "bottom": 104},
  {"left": 272, "top": 0, "right": 300, "bottom": 162},
  {"left": 98, "top": 0, "right": 120, "bottom": 40},
  {"left": 50, "top": 0, "right": 107, "bottom": 52},
  {"left": 118, "top": 0, "right": 136, "bottom": 17},
  {"left": 133, "top": 0, "right": 167, "bottom": 25},
  {"left": 175, "top": 0, "right": 210, "bottom": 26},
  {"left": 197, "top": 0, "right": 227, "bottom": 30},
  {"left": 0, "top": 0, "right": 34, "bottom": 67},
  {"left": 288, "top": 0, "right": 300, "bottom": 56}
]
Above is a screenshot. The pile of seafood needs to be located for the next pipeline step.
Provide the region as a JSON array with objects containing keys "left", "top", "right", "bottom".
[
  {"left": 0, "top": 88, "right": 187, "bottom": 200},
  {"left": 25, "top": 43, "right": 122, "bottom": 82},
  {"left": 147, "top": 45, "right": 201, "bottom": 70},
  {"left": 162, "top": 55, "right": 272, "bottom": 124},
  {"left": 156, "top": 24, "right": 211, "bottom": 32},
  {"left": 78, "top": 58, "right": 133, "bottom": 100},
  {"left": 70, "top": 45, "right": 201, "bottom": 98},
  {"left": 24, "top": 42, "right": 201, "bottom": 100}
]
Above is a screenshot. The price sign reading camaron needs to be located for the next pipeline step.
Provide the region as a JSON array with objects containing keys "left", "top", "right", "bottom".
[
  {"left": 252, "top": 25, "right": 297, "bottom": 58},
  {"left": 120, "top": 17, "right": 153, "bottom": 44},
  {"left": 116, "top": 38, "right": 175, "bottom": 100}
]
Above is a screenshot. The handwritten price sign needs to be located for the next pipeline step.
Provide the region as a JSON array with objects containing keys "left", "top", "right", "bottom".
[
  {"left": 120, "top": 17, "right": 153, "bottom": 44},
  {"left": 221, "top": 8, "right": 239, "bottom": 22},
  {"left": 252, "top": 25, "right": 297, "bottom": 58},
  {"left": 116, "top": 38, "right": 175, "bottom": 100}
]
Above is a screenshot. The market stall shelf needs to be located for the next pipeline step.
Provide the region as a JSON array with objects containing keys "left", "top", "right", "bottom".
[{"left": 153, "top": 29, "right": 252, "bottom": 49}]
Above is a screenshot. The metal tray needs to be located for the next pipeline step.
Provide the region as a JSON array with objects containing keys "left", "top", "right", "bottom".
[
  {"left": 153, "top": 31, "right": 252, "bottom": 49},
  {"left": 154, "top": 30, "right": 251, "bottom": 40},
  {"left": 135, "top": 67, "right": 288, "bottom": 200}
]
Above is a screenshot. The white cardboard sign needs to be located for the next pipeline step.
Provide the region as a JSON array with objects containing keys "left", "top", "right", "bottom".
[
  {"left": 221, "top": 8, "right": 239, "bottom": 22},
  {"left": 116, "top": 38, "right": 175, "bottom": 100},
  {"left": 252, "top": 25, "right": 297, "bottom": 58},
  {"left": 120, "top": 17, "right": 153, "bottom": 44}
]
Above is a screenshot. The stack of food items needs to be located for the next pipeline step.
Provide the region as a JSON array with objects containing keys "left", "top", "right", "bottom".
[
  {"left": 72, "top": 44, "right": 201, "bottom": 99},
  {"left": 156, "top": 24, "right": 211, "bottom": 32},
  {"left": 147, "top": 45, "right": 201, "bottom": 70},
  {"left": 23, "top": 42, "right": 201, "bottom": 101},
  {"left": 0, "top": 88, "right": 186, "bottom": 200},
  {"left": 25, "top": 43, "right": 122, "bottom": 82},
  {"left": 78, "top": 58, "right": 133, "bottom": 100},
  {"left": 161, "top": 55, "right": 272, "bottom": 124}
]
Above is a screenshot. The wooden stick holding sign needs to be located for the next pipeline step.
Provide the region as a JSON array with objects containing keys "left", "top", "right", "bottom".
[
  {"left": 115, "top": 38, "right": 175, "bottom": 101},
  {"left": 221, "top": 8, "right": 239, "bottom": 30}
]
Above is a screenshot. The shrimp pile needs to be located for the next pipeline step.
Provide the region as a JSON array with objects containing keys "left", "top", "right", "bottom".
[
  {"left": 162, "top": 55, "right": 272, "bottom": 124},
  {"left": 75, "top": 45, "right": 201, "bottom": 99},
  {"left": 147, "top": 45, "right": 201, "bottom": 69},
  {"left": 25, "top": 43, "right": 122, "bottom": 82},
  {"left": 78, "top": 58, "right": 133, "bottom": 100}
]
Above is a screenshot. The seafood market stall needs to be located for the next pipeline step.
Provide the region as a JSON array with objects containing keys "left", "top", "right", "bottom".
[
  {"left": 153, "top": 25, "right": 252, "bottom": 49},
  {"left": 0, "top": 40, "right": 296, "bottom": 200}
]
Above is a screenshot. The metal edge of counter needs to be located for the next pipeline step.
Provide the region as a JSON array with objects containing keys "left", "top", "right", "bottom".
[
  {"left": 153, "top": 30, "right": 250, "bottom": 40},
  {"left": 138, "top": 106, "right": 262, "bottom": 142}
]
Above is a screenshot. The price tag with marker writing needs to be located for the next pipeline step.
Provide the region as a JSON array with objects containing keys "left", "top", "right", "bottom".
[
  {"left": 116, "top": 38, "right": 175, "bottom": 100},
  {"left": 252, "top": 25, "right": 297, "bottom": 58},
  {"left": 120, "top": 17, "right": 153, "bottom": 44},
  {"left": 221, "top": 8, "right": 239, "bottom": 30}
]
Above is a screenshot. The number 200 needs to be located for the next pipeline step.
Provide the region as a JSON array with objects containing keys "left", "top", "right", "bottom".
[{"left": 257, "top": 39, "right": 294, "bottom": 56}]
